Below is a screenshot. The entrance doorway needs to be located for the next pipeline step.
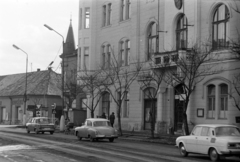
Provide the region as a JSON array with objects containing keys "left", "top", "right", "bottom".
[
  {"left": 174, "top": 84, "right": 185, "bottom": 132},
  {"left": 143, "top": 87, "right": 157, "bottom": 130}
]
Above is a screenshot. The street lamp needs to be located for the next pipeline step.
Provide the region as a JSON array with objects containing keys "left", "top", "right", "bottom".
[
  {"left": 12, "top": 44, "right": 28, "bottom": 125},
  {"left": 44, "top": 24, "right": 65, "bottom": 131}
]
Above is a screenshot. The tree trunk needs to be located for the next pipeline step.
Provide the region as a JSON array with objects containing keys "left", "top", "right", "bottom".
[
  {"left": 91, "top": 110, "right": 94, "bottom": 118},
  {"left": 117, "top": 104, "right": 122, "bottom": 136},
  {"left": 183, "top": 112, "right": 190, "bottom": 135}
]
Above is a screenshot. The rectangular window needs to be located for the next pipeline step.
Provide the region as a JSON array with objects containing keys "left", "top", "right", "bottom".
[
  {"left": 85, "top": 8, "right": 90, "bottom": 29},
  {"left": 126, "top": 40, "right": 130, "bottom": 65},
  {"left": 84, "top": 47, "right": 89, "bottom": 69},
  {"left": 123, "top": 92, "right": 129, "bottom": 118},
  {"left": 108, "top": 4, "right": 112, "bottom": 25},
  {"left": 126, "top": 0, "right": 131, "bottom": 19},
  {"left": 107, "top": 45, "right": 111, "bottom": 68},
  {"left": 79, "top": 8, "right": 82, "bottom": 30},
  {"left": 207, "top": 97, "right": 215, "bottom": 118},
  {"left": 120, "top": 42, "right": 125, "bottom": 66},
  {"left": 120, "top": 0, "right": 125, "bottom": 21},
  {"left": 103, "top": 5, "right": 107, "bottom": 27},
  {"left": 78, "top": 47, "right": 81, "bottom": 70}
]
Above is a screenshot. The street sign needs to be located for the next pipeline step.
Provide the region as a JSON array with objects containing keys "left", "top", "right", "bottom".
[
  {"left": 36, "top": 104, "right": 41, "bottom": 109},
  {"left": 52, "top": 103, "right": 56, "bottom": 109},
  {"left": 36, "top": 111, "right": 41, "bottom": 117},
  {"left": 52, "top": 109, "right": 56, "bottom": 114}
]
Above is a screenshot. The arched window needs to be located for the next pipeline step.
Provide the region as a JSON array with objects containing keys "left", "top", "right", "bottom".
[
  {"left": 207, "top": 85, "right": 216, "bottom": 118},
  {"left": 119, "top": 39, "right": 130, "bottom": 66},
  {"left": 219, "top": 84, "right": 228, "bottom": 119},
  {"left": 212, "top": 4, "right": 230, "bottom": 49},
  {"left": 102, "top": 92, "right": 110, "bottom": 118},
  {"left": 176, "top": 14, "right": 187, "bottom": 50},
  {"left": 147, "top": 22, "right": 158, "bottom": 60}
]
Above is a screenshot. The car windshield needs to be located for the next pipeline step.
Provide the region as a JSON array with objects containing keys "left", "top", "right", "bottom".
[
  {"left": 215, "top": 127, "right": 240, "bottom": 137},
  {"left": 37, "top": 118, "right": 52, "bottom": 124},
  {"left": 93, "top": 121, "right": 111, "bottom": 127}
]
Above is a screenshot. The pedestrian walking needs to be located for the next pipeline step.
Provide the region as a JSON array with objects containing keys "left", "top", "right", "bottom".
[{"left": 109, "top": 112, "right": 115, "bottom": 127}]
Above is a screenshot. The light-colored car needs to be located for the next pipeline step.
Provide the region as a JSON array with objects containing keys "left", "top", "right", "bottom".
[
  {"left": 26, "top": 117, "right": 55, "bottom": 134},
  {"left": 176, "top": 124, "right": 240, "bottom": 161},
  {"left": 75, "top": 118, "right": 118, "bottom": 142}
]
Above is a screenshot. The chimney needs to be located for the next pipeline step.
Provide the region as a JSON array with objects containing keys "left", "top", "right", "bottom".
[{"left": 37, "top": 68, "right": 40, "bottom": 72}]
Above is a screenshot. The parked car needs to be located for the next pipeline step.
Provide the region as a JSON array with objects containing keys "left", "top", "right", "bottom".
[
  {"left": 74, "top": 118, "right": 118, "bottom": 142},
  {"left": 176, "top": 124, "right": 240, "bottom": 161},
  {"left": 26, "top": 117, "right": 55, "bottom": 134}
]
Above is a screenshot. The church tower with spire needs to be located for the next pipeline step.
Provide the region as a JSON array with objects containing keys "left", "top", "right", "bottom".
[{"left": 61, "top": 19, "right": 78, "bottom": 122}]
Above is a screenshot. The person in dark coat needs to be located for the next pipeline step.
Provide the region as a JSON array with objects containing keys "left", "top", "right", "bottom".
[
  {"left": 109, "top": 112, "right": 115, "bottom": 127},
  {"left": 101, "top": 112, "right": 106, "bottom": 119}
]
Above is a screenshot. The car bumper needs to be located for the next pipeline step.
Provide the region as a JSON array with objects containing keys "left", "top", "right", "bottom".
[
  {"left": 220, "top": 150, "right": 240, "bottom": 156},
  {"left": 95, "top": 135, "right": 118, "bottom": 139},
  {"left": 39, "top": 128, "right": 55, "bottom": 132}
]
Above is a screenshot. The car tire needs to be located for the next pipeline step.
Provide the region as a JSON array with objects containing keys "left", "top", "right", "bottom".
[
  {"left": 77, "top": 134, "right": 82, "bottom": 141},
  {"left": 209, "top": 148, "right": 219, "bottom": 162},
  {"left": 34, "top": 129, "right": 39, "bottom": 134},
  {"left": 50, "top": 131, "right": 54, "bottom": 135},
  {"left": 179, "top": 143, "right": 188, "bottom": 157},
  {"left": 90, "top": 136, "right": 94, "bottom": 142},
  {"left": 109, "top": 138, "right": 114, "bottom": 142}
]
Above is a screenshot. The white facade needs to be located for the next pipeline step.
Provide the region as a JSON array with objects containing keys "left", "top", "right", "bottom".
[{"left": 77, "top": 0, "right": 240, "bottom": 133}]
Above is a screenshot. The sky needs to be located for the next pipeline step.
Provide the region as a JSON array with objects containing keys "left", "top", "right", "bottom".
[{"left": 0, "top": 0, "right": 79, "bottom": 75}]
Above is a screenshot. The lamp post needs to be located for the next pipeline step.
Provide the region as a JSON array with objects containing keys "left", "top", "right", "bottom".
[
  {"left": 12, "top": 44, "right": 28, "bottom": 125},
  {"left": 44, "top": 24, "right": 65, "bottom": 131}
]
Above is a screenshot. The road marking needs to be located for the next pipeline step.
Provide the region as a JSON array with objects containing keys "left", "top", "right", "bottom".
[{"left": 0, "top": 144, "right": 33, "bottom": 152}]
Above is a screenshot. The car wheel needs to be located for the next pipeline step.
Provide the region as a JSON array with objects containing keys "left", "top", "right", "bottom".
[
  {"left": 26, "top": 128, "right": 30, "bottom": 134},
  {"left": 77, "top": 134, "right": 82, "bottom": 141},
  {"left": 34, "top": 129, "right": 39, "bottom": 134},
  {"left": 209, "top": 148, "right": 219, "bottom": 162},
  {"left": 109, "top": 138, "right": 114, "bottom": 142},
  {"left": 50, "top": 131, "right": 54, "bottom": 135},
  {"left": 179, "top": 143, "right": 188, "bottom": 157},
  {"left": 90, "top": 136, "right": 94, "bottom": 142}
]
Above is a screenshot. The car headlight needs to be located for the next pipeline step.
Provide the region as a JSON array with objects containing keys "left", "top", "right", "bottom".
[{"left": 95, "top": 130, "right": 100, "bottom": 135}]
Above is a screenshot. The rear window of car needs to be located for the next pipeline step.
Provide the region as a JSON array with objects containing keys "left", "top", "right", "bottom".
[
  {"left": 93, "top": 121, "right": 111, "bottom": 127},
  {"left": 215, "top": 127, "right": 240, "bottom": 137}
]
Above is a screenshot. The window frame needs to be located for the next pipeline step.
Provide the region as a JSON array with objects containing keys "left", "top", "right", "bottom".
[
  {"left": 84, "top": 8, "right": 90, "bottom": 29},
  {"left": 207, "top": 84, "right": 216, "bottom": 119},
  {"left": 147, "top": 22, "right": 158, "bottom": 61},
  {"left": 176, "top": 14, "right": 188, "bottom": 50},
  {"left": 212, "top": 4, "right": 230, "bottom": 50},
  {"left": 219, "top": 84, "right": 228, "bottom": 119}
]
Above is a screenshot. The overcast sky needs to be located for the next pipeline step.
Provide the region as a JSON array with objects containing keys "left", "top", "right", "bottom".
[{"left": 0, "top": 0, "right": 79, "bottom": 75}]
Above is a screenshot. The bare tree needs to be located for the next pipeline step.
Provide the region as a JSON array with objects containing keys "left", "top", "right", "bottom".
[
  {"left": 164, "top": 44, "right": 217, "bottom": 135},
  {"left": 138, "top": 61, "right": 166, "bottom": 138},
  {"left": 100, "top": 47, "right": 142, "bottom": 136},
  {"left": 78, "top": 69, "right": 106, "bottom": 118}
]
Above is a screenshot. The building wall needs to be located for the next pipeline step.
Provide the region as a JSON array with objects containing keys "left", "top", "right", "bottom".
[{"left": 78, "top": 0, "right": 240, "bottom": 132}]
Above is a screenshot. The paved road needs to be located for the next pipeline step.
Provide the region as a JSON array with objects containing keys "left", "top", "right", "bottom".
[{"left": 0, "top": 127, "right": 239, "bottom": 162}]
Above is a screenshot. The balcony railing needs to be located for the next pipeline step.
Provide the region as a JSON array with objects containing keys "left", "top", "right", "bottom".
[{"left": 154, "top": 50, "right": 192, "bottom": 66}]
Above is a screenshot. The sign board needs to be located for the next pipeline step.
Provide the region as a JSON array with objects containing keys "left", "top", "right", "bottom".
[
  {"left": 52, "top": 109, "right": 56, "bottom": 114},
  {"left": 36, "top": 104, "right": 41, "bottom": 109},
  {"left": 36, "top": 111, "right": 41, "bottom": 117}
]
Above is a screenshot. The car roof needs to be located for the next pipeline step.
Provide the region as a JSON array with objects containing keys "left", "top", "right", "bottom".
[
  {"left": 31, "top": 117, "right": 48, "bottom": 119},
  {"left": 86, "top": 118, "right": 109, "bottom": 122},
  {"left": 195, "top": 124, "right": 238, "bottom": 128}
]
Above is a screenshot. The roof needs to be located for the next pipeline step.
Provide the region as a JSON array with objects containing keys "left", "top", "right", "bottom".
[
  {"left": 0, "top": 69, "right": 62, "bottom": 97},
  {"left": 87, "top": 118, "right": 109, "bottom": 122},
  {"left": 195, "top": 124, "right": 238, "bottom": 128}
]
